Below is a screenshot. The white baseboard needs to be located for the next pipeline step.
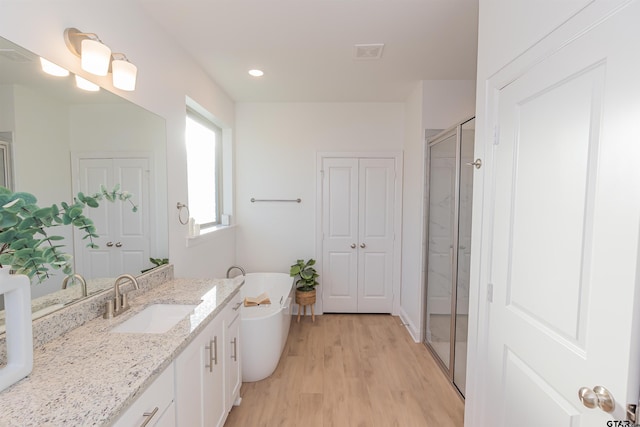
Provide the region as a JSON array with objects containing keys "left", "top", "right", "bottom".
[{"left": 399, "top": 307, "right": 421, "bottom": 343}]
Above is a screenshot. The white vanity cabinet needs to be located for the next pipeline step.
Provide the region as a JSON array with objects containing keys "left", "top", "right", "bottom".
[
  {"left": 112, "top": 365, "right": 175, "bottom": 427},
  {"left": 175, "top": 291, "right": 243, "bottom": 427}
]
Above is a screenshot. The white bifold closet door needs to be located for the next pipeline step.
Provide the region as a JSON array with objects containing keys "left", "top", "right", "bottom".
[
  {"left": 321, "top": 157, "right": 395, "bottom": 313},
  {"left": 73, "top": 157, "right": 150, "bottom": 279}
]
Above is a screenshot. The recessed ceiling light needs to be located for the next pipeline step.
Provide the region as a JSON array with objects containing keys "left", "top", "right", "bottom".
[{"left": 248, "top": 69, "right": 264, "bottom": 77}]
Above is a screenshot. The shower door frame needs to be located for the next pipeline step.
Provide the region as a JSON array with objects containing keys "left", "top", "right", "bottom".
[{"left": 422, "top": 116, "right": 474, "bottom": 398}]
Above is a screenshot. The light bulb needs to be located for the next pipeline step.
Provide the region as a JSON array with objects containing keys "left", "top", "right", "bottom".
[
  {"left": 75, "top": 75, "right": 100, "bottom": 91},
  {"left": 81, "top": 38, "right": 111, "bottom": 76},
  {"left": 40, "top": 58, "right": 69, "bottom": 77},
  {"left": 112, "top": 59, "right": 137, "bottom": 91}
]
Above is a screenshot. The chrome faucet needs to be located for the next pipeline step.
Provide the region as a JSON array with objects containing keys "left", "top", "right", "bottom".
[
  {"left": 104, "top": 274, "right": 140, "bottom": 319},
  {"left": 226, "top": 265, "right": 246, "bottom": 278},
  {"left": 61, "top": 274, "right": 87, "bottom": 297}
]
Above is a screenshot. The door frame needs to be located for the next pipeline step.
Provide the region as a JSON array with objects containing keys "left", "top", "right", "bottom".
[
  {"left": 70, "top": 151, "right": 155, "bottom": 276},
  {"left": 316, "top": 151, "right": 403, "bottom": 315},
  {"left": 465, "top": 1, "right": 640, "bottom": 424}
]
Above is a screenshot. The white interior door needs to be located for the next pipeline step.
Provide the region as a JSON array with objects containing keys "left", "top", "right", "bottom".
[
  {"left": 480, "top": 3, "right": 640, "bottom": 425},
  {"left": 322, "top": 157, "right": 395, "bottom": 313},
  {"left": 357, "top": 158, "right": 395, "bottom": 312},
  {"left": 74, "top": 156, "right": 150, "bottom": 279},
  {"left": 322, "top": 158, "right": 359, "bottom": 313}
]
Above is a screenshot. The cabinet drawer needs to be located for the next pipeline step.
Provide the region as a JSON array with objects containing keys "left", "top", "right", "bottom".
[{"left": 113, "top": 366, "right": 174, "bottom": 427}]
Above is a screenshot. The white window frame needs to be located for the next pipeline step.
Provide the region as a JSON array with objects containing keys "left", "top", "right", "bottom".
[{"left": 186, "top": 107, "right": 223, "bottom": 230}]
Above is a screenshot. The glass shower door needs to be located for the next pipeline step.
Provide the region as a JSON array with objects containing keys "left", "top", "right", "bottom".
[
  {"left": 425, "top": 131, "right": 457, "bottom": 370},
  {"left": 453, "top": 117, "right": 475, "bottom": 396}
]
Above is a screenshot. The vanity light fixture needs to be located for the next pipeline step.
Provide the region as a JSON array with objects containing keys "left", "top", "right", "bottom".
[
  {"left": 248, "top": 69, "right": 264, "bottom": 77},
  {"left": 75, "top": 75, "right": 100, "bottom": 92},
  {"left": 64, "top": 28, "right": 111, "bottom": 76},
  {"left": 64, "top": 27, "right": 137, "bottom": 91},
  {"left": 39, "top": 58, "right": 69, "bottom": 77},
  {"left": 111, "top": 53, "right": 137, "bottom": 91}
]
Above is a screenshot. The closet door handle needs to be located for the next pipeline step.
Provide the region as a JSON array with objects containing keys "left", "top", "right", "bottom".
[
  {"left": 350, "top": 243, "right": 356, "bottom": 249},
  {"left": 106, "top": 242, "right": 114, "bottom": 247},
  {"left": 115, "top": 242, "right": 122, "bottom": 248},
  {"left": 360, "top": 243, "right": 366, "bottom": 248}
]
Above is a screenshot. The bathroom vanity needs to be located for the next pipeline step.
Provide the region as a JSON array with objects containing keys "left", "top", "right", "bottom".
[{"left": 0, "top": 267, "right": 244, "bottom": 426}]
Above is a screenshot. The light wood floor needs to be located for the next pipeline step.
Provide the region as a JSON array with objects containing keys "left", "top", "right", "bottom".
[{"left": 225, "top": 314, "right": 464, "bottom": 427}]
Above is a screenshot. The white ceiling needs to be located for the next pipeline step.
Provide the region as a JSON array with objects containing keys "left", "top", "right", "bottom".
[{"left": 138, "top": 0, "right": 479, "bottom": 102}]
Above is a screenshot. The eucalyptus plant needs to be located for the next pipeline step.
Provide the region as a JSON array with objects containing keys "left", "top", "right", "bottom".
[
  {"left": 289, "top": 258, "right": 319, "bottom": 292},
  {"left": 0, "top": 185, "right": 137, "bottom": 283}
]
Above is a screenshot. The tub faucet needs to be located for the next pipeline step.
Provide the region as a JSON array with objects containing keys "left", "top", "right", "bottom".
[
  {"left": 61, "top": 274, "right": 87, "bottom": 297},
  {"left": 226, "top": 265, "right": 246, "bottom": 278},
  {"left": 104, "top": 274, "right": 139, "bottom": 319}
]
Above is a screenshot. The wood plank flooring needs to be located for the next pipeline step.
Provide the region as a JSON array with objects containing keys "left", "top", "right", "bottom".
[{"left": 224, "top": 314, "right": 464, "bottom": 427}]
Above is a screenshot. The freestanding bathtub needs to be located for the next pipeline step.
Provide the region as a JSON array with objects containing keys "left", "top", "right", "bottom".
[{"left": 240, "top": 272, "right": 294, "bottom": 382}]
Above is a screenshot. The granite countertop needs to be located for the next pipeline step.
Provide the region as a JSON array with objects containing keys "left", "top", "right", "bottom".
[{"left": 0, "top": 276, "right": 243, "bottom": 426}]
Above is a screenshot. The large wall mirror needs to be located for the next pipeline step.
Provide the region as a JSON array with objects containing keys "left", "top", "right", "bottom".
[{"left": 0, "top": 36, "right": 168, "bottom": 328}]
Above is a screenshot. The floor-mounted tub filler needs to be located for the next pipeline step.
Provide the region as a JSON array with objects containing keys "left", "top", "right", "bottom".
[{"left": 240, "top": 272, "right": 294, "bottom": 382}]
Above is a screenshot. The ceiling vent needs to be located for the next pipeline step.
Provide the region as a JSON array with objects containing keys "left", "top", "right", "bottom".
[
  {"left": 353, "top": 43, "right": 384, "bottom": 60},
  {"left": 0, "top": 48, "right": 33, "bottom": 63}
]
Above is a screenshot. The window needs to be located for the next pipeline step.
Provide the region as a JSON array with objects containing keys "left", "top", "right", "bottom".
[{"left": 186, "top": 108, "right": 222, "bottom": 229}]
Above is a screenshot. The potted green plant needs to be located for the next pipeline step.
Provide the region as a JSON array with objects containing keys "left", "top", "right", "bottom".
[
  {"left": 289, "top": 258, "right": 319, "bottom": 322},
  {"left": 0, "top": 184, "right": 137, "bottom": 283}
]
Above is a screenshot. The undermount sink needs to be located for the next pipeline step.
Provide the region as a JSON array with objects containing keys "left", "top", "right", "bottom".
[{"left": 110, "top": 304, "right": 198, "bottom": 334}]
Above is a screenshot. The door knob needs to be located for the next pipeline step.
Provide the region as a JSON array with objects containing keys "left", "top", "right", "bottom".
[
  {"left": 360, "top": 243, "right": 366, "bottom": 248},
  {"left": 578, "top": 386, "right": 615, "bottom": 413},
  {"left": 466, "top": 158, "right": 482, "bottom": 169},
  {"left": 350, "top": 243, "right": 356, "bottom": 249},
  {"left": 115, "top": 242, "right": 122, "bottom": 248},
  {"left": 106, "top": 242, "right": 114, "bottom": 247}
]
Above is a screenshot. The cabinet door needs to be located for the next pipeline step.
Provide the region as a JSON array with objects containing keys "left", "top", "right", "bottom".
[
  {"left": 204, "top": 315, "right": 225, "bottom": 427},
  {"left": 225, "top": 297, "right": 242, "bottom": 413},
  {"left": 174, "top": 326, "right": 206, "bottom": 426},
  {"left": 175, "top": 314, "right": 226, "bottom": 427}
]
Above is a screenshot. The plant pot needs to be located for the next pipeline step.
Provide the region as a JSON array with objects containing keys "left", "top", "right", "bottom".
[
  {"left": 0, "top": 266, "right": 33, "bottom": 392},
  {"left": 295, "top": 288, "right": 316, "bottom": 305},
  {"left": 295, "top": 288, "right": 317, "bottom": 323}
]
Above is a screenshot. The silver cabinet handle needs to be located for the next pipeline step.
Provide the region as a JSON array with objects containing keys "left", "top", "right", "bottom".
[
  {"left": 213, "top": 336, "right": 218, "bottom": 365},
  {"left": 233, "top": 302, "right": 242, "bottom": 311},
  {"left": 106, "top": 242, "right": 114, "bottom": 247},
  {"left": 231, "top": 337, "right": 237, "bottom": 361},
  {"left": 578, "top": 386, "right": 615, "bottom": 413},
  {"left": 115, "top": 242, "right": 122, "bottom": 248},
  {"left": 350, "top": 243, "right": 356, "bottom": 248},
  {"left": 360, "top": 243, "right": 366, "bottom": 248},
  {"left": 139, "top": 407, "right": 159, "bottom": 427},
  {"left": 205, "top": 336, "right": 218, "bottom": 371}
]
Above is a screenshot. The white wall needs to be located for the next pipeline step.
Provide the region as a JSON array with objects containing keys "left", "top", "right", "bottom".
[
  {"left": 235, "top": 102, "right": 404, "bottom": 302},
  {"left": 0, "top": 0, "right": 237, "bottom": 279},
  {"left": 400, "top": 80, "right": 475, "bottom": 342}
]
